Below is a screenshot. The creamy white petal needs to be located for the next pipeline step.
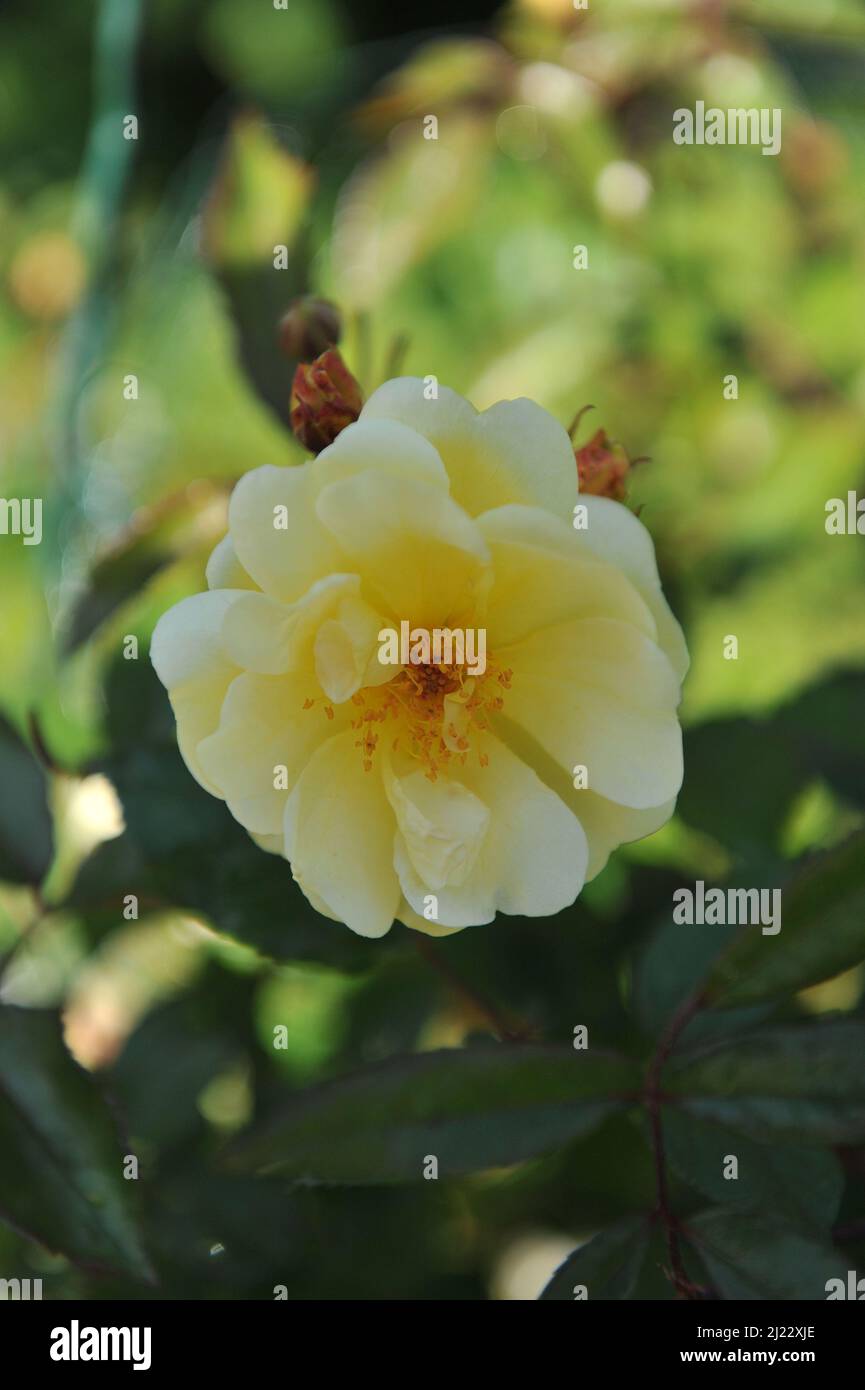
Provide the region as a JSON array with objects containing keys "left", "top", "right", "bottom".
[
  {"left": 313, "top": 593, "right": 392, "bottom": 704},
  {"left": 220, "top": 574, "right": 370, "bottom": 684},
  {"left": 205, "top": 535, "right": 259, "bottom": 591},
  {"left": 220, "top": 592, "right": 296, "bottom": 675},
  {"left": 361, "top": 377, "right": 578, "bottom": 519},
  {"left": 500, "top": 616, "right": 683, "bottom": 810},
  {"left": 196, "top": 672, "right": 345, "bottom": 837},
  {"left": 575, "top": 495, "right": 689, "bottom": 680},
  {"left": 228, "top": 463, "right": 344, "bottom": 604},
  {"left": 491, "top": 712, "right": 677, "bottom": 880},
  {"left": 383, "top": 754, "right": 491, "bottom": 891},
  {"left": 312, "top": 416, "right": 450, "bottom": 492},
  {"left": 316, "top": 470, "right": 491, "bottom": 629},
  {"left": 151, "top": 589, "right": 241, "bottom": 690},
  {"left": 360, "top": 377, "right": 479, "bottom": 457},
  {"left": 283, "top": 731, "right": 400, "bottom": 938},
  {"left": 396, "top": 897, "right": 463, "bottom": 937},
  {"left": 250, "top": 831, "right": 286, "bottom": 855},
  {"left": 150, "top": 590, "right": 248, "bottom": 795},
  {"left": 478, "top": 503, "right": 656, "bottom": 647},
  {"left": 469, "top": 397, "right": 577, "bottom": 521},
  {"left": 395, "top": 736, "right": 588, "bottom": 929}
]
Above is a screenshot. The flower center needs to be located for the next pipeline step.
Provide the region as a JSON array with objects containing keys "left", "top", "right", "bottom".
[
  {"left": 304, "top": 658, "right": 513, "bottom": 781},
  {"left": 409, "top": 661, "right": 464, "bottom": 698}
]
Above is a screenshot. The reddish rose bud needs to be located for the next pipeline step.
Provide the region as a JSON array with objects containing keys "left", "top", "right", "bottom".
[
  {"left": 278, "top": 296, "right": 342, "bottom": 361},
  {"left": 575, "top": 427, "right": 633, "bottom": 502},
  {"left": 290, "top": 348, "right": 363, "bottom": 454}
]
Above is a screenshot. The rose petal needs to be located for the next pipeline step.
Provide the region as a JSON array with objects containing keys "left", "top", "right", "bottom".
[
  {"left": 478, "top": 503, "right": 656, "bottom": 646},
  {"left": 205, "top": 535, "right": 259, "bottom": 591},
  {"left": 575, "top": 495, "right": 689, "bottom": 681},
  {"left": 361, "top": 377, "right": 578, "bottom": 519},
  {"left": 500, "top": 616, "right": 683, "bottom": 810},
  {"left": 229, "top": 463, "right": 343, "bottom": 604},
  {"left": 150, "top": 590, "right": 247, "bottom": 794},
  {"left": 196, "top": 671, "right": 345, "bottom": 837},
  {"left": 283, "top": 731, "right": 400, "bottom": 938},
  {"left": 395, "top": 736, "right": 588, "bottom": 929},
  {"left": 316, "top": 470, "right": 491, "bottom": 629}
]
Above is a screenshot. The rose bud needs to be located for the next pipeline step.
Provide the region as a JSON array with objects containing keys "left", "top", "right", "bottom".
[
  {"left": 290, "top": 348, "right": 363, "bottom": 453},
  {"left": 575, "top": 427, "right": 633, "bottom": 502},
  {"left": 278, "top": 296, "right": 342, "bottom": 361}
]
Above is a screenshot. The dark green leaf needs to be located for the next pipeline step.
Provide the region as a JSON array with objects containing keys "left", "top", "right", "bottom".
[
  {"left": 677, "top": 720, "right": 804, "bottom": 870},
  {"left": 705, "top": 831, "right": 865, "bottom": 1009},
  {"left": 427, "top": 895, "right": 637, "bottom": 1046},
  {"left": 228, "top": 1044, "right": 640, "bottom": 1182},
  {"left": 667, "top": 1020, "right": 865, "bottom": 1143},
  {"left": 777, "top": 669, "right": 865, "bottom": 810},
  {"left": 0, "top": 1005, "right": 153, "bottom": 1280},
  {"left": 634, "top": 911, "right": 766, "bottom": 1045},
  {"left": 539, "top": 1215, "right": 650, "bottom": 1300},
  {"left": 470, "top": 1112, "right": 659, "bottom": 1237},
  {"left": 685, "top": 1207, "right": 845, "bottom": 1300},
  {"left": 109, "top": 964, "right": 256, "bottom": 1154},
  {"left": 663, "top": 1108, "right": 844, "bottom": 1228},
  {"left": 0, "top": 715, "right": 53, "bottom": 885}
]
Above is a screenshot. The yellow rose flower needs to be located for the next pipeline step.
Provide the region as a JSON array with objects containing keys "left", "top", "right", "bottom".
[{"left": 151, "top": 379, "right": 688, "bottom": 938}]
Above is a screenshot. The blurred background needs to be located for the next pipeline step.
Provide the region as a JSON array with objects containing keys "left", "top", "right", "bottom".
[{"left": 1, "top": 0, "right": 865, "bottom": 1300}]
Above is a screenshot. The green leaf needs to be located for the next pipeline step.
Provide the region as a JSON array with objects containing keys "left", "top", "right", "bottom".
[
  {"left": 228, "top": 1045, "right": 640, "bottom": 1182},
  {"left": 677, "top": 720, "right": 804, "bottom": 870},
  {"left": 109, "top": 964, "right": 256, "bottom": 1155},
  {"left": 539, "top": 1215, "right": 650, "bottom": 1300},
  {"left": 0, "top": 1005, "right": 153, "bottom": 1280},
  {"left": 663, "top": 1108, "right": 844, "bottom": 1228},
  {"left": 684, "top": 1207, "right": 845, "bottom": 1300},
  {"left": 777, "top": 669, "right": 865, "bottom": 810},
  {"left": 202, "top": 1, "right": 349, "bottom": 119},
  {"left": 705, "top": 831, "right": 865, "bottom": 1009},
  {"left": 634, "top": 910, "right": 766, "bottom": 1045},
  {"left": 425, "top": 889, "right": 638, "bottom": 1045},
  {"left": 0, "top": 715, "right": 53, "bottom": 885},
  {"left": 202, "top": 111, "right": 312, "bottom": 268},
  {"left": 667, "top": 1020, "right": 865, "bottom": 1143}
]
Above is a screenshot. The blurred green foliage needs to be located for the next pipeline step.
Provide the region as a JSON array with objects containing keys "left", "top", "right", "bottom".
[{"left": 1, "top": 0, "right": 865, "bottom": 1301}]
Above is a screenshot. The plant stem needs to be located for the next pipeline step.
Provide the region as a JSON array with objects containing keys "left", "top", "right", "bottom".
[
  {"left": 413, "top": 935, "right": 533, "bottom": 1043},
  {"left": 0, "top": 887, "right": 50, "bottom": 986},
  {"left": 48, "top": 0, "right": 144, "bottom": 610},
  {"left": 382, "top": 332, "right": 410, "bottom": 382},
  {"left": 644, "top": 988, "right": 706, "bottom": 1299}
]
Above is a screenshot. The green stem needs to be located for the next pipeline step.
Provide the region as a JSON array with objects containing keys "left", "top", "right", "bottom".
[
  {"left": 644, "top": 988, "right": 706, "bottom": 1299},
  {"left": 47, "top": 0, "right": 144, "bottom": 605}
]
